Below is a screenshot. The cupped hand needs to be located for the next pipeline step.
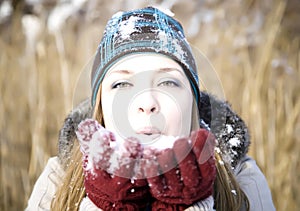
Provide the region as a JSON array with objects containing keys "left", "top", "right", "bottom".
[
  {"left": 76, "top": 119, "right": 151, "bottom": 210},
  {"left": 144, "top": 129, "right": 216, "bottom": 209}
]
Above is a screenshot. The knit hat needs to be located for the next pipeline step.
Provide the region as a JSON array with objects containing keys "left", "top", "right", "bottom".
[{"left": 91, "top": 6, "right": 200, "bottom": 108}]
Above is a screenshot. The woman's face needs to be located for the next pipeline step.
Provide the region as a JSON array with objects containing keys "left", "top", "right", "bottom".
[{"left": 101, "top": 53, "right": 193, "bottom": 145}]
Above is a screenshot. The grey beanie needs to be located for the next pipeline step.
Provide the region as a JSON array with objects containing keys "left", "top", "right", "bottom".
[{"left": 91, "top": 6, "right": 200, "bottom": 108}]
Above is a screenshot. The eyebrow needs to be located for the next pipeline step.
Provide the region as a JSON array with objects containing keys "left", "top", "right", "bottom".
[
  {"left": 108, "top": 69, "right": 133, "bottom": 75},
  {"left": 107, "top": 68, "right": 184, "bottom": 76},
  {"left": 158, "top": 67, "right": 183, "bottom": 73},
  {"left": 157, "top": 68, "right": 185, "bottom": 77}
]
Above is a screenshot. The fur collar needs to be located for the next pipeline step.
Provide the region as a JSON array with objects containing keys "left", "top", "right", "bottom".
[
  {"left": 199, "top": 92, "right": 250, "bottom": 168},
  {"left": 58, "top": 92, "right": 250, "bottom": 169}
]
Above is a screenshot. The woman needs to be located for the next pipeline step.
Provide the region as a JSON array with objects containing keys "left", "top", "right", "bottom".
[{"left": 26, "top": 7, "right": 275, "bottom": 211}]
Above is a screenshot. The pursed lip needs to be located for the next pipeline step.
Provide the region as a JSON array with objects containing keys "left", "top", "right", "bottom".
[{"left": 136, "top": 126, "right": 161, "bottom": 135}]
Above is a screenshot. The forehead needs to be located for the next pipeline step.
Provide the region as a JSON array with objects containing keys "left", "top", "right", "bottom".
[{"left": 107, "top": 53, "right": 184, "bottom": 74}]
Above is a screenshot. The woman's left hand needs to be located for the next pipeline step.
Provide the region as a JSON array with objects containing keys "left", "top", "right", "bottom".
[{"left": 144, "top": 129, "right": 216, "bottom": 209}]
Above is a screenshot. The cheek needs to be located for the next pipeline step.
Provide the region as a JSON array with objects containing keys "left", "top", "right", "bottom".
[
  {"left": 102, "top": 89, "right": 137, "bottom": 137},
  {"left": 101, "top": 92, "right": 114, "bottom": 130},
  {"left": 160, "top": 91, "right": 193, "bottom": 136}
]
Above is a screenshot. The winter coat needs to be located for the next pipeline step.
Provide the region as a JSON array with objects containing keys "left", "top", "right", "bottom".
[{"left": 25, "top": 92, "right": 275, "bottom": 211}]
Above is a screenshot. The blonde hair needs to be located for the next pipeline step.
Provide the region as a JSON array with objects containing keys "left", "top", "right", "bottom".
[{"left": 51, "top": 89, "right": 249, "bottom": 210}]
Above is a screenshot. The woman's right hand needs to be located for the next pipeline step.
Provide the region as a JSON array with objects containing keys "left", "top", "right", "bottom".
[{"left": 76, "top": 119, "right": 150, "bottom": 211}]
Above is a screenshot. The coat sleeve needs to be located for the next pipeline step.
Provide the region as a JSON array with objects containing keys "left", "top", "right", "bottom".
[
  {"left": 184, "top": 196, "right": 215, "bottom": 211},
  {"left": 79, "top": 197, "right": 104, "bottom": 211},
  {"left": 234, "top": 156, "right": 276, "bottom": 211},
  {"left": 25, "top": 157, "right": 64, "bottom": 211}
]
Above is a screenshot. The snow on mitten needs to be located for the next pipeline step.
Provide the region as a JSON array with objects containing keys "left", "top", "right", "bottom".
[
  {"left": 76, "top": 119, "right": 150, "bottom": 211},
  {"left": 144, "top": 129, "right": 216, "bottom": 208}
]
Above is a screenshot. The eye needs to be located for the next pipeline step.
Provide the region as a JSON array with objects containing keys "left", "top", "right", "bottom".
[
  {"left": 111, "top": 81, "right": 133, "bottom": 89},
  {"left": 158, "top": 79, "right": 180, "bottom": 87}
]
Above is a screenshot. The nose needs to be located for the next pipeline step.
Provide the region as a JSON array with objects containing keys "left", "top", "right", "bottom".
[
  {"left": 139, "top": 106, "right": 157, "bottom": 113},
  {"left": 136, "top": 91, "right": 159, "bottom": 115}
]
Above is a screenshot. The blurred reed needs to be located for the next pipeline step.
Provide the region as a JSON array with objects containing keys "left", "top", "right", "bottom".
[{"left": 0, "top": 0, "right": 299, "bottom": 210}]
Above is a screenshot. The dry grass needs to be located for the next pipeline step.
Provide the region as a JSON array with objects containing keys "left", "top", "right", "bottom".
[{"left": 0, "top": 0, "right": 299, "bottom": 210}]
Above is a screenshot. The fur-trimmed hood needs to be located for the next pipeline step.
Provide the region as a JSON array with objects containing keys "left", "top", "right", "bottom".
[{"left": 58, "top": 92, "right": 250, "bottom": 169}]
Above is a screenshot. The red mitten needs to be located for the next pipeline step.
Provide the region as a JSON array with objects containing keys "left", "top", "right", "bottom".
[
  {"left": 144, "top": 129, "right": 216, "bottom": 209},
  {"left": 150, "top": 200, "right": 188, "bottom": 211},
  {"left": 76, "top": 119, "right": 151, "bottom": 210}
]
